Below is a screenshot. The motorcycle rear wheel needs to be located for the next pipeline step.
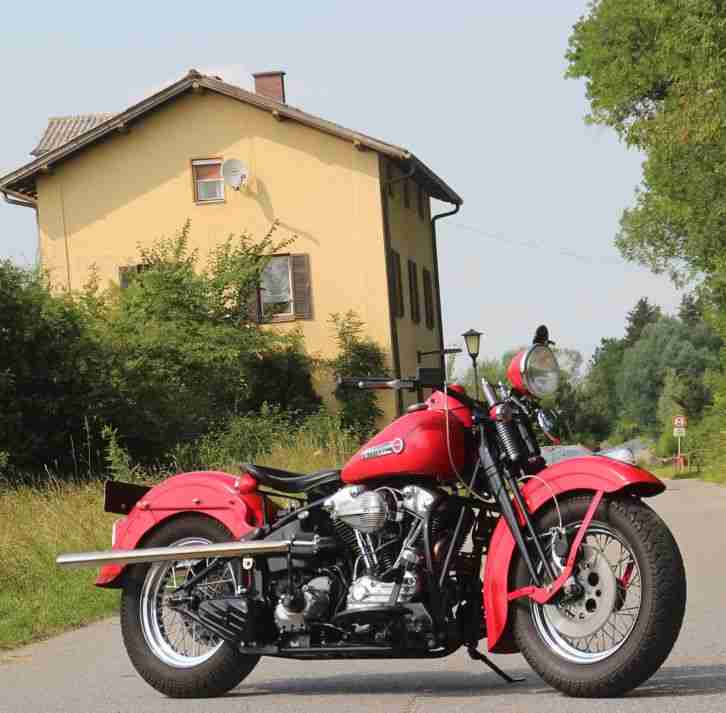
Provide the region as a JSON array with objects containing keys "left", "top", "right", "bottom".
[
  {"left": 120, "top": 515, "right": 259, "bottom": 698},
  {"left": 511, "top": 495, "right": 686, "bottom": 697}
]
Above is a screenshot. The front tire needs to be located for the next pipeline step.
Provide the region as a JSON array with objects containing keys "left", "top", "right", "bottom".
[
  {"left": 511, "top": 495, "right": 686, "bottom": 697},
  {"left": 120, "top": 515, "right": 259, "bottom": 698}
]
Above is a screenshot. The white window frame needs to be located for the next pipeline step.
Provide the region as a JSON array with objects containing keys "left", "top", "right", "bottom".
[
  {"left": 260, "top": 254, "right": 295, "bottom": 320},
  {"left": 192, "top": 158, "right": 225, "bottom": 203}
]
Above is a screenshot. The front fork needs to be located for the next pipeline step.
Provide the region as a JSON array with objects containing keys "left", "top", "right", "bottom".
[{"left": 478, "top": 428, "right": 556, "bottom": 588}]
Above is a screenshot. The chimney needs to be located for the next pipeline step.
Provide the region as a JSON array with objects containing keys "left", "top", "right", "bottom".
[{"left": 253, "top": 71, "right": 286, "bottom": 104}]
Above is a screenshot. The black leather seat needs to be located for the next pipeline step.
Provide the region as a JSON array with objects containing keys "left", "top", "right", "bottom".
[{"left": 245, "top": 464, "right": 341, "bottom": 493}]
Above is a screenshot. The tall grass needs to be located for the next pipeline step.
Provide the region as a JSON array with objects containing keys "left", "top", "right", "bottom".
[
  {"left": 0, "top": 411, "right": 362, "bottom": 650},
  {"left": 0, "top": 478, "right": 118, "bottom": 650}
]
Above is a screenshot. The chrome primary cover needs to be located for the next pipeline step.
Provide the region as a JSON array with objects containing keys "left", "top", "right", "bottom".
[{"left": 324, "top": 486, "right": 389, "bottom": 533}]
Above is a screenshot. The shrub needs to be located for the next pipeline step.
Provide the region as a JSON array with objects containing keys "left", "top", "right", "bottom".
[{"left": 328, "top": 311, "right": 386, "bottom": 438}]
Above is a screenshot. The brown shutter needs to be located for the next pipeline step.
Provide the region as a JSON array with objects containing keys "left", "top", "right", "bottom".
[
  {"left": 423, "top": 268, "right": 435, "bottom": 329},
  {"left": 408, "top": 260, "right": 420, "bottom": 324},
  {"left": 390, "top": 250, "right": 404, "bottom": 318},
  {"left": 247, "top": 286, "right": 261, "bottom": 323},
  {"left": 291, "top": 253, "right": 313, "bottom": 320}
]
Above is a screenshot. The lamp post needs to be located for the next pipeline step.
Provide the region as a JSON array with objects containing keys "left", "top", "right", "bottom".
[{"left": 462, "top": 329, "right": 483, "bottom": 398}]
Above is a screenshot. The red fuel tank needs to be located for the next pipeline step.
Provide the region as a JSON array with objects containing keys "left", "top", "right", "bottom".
[{"left": 341, "top": 389, "right": 473, "bottom": 484}]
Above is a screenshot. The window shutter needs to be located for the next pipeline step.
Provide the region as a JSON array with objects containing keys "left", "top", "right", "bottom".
[
  {"left": 247, "top": 287, "right": 261, "bottom": 323},
  {"left": 423, "top": 268, "right": 435, "bottom": 329},
  {"left": 408, "top": 259, "right": 420, "bottom": 324},
  {"left": 390, "top": 250, "right": 404, "bottom": 318},
  {"left": 291, "top": 254, "right": 313, "bottom": 320}
]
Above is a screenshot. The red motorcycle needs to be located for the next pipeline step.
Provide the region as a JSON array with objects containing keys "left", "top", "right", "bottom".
[{"left": 58, "top": 326, "right": 686, "bottom": 698}]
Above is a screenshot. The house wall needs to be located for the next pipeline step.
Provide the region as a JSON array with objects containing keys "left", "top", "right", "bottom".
[
  {"left": 382, "top": 162, "right": 442, "bottom": 410},
  {"left": 35, "top": 91, "right": 399, "bottom": 417}
]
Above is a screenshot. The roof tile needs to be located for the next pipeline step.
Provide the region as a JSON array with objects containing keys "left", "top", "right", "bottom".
[{"left": 31, "top": 114, "right": 116, "bottom": 156}]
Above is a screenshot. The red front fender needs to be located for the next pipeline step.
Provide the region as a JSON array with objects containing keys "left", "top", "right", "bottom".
[
  {"left": 95, "top": 471, "right": 261, "bottom": 588},
  {"left": 483, "top": 456, "right": 664, "bottom": 653}
]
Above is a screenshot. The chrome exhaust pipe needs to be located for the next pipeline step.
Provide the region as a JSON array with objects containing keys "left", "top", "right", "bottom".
[{"left": 56, "top": 539, "right": 291, "bottom": 569}]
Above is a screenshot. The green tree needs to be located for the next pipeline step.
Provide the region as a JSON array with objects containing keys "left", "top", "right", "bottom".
[
  {"left": 567, "top": 0, "right": 726, "bottom": 281},
  {"left": 0, "top": 261, "right": 112, "bottom": 475},
  {"left": 624, "top": 297, "right": 661, "bottom": 347},
  {"left": 616, "top": 317, "right": 720, "bottom": 432}
]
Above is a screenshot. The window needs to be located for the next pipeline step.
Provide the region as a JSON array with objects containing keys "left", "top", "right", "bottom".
[
  {"left": 118, "top": 264, "right": 149, "bottom": 289},
  {"left": 261, "top": 255, "right": 293, "bottom": 318},
  {"left": 423, "top": 268, "right": 435, "bottom": 330},
  {"left": 250, "top": 254, "right": 313, "bottom": 323},
  {"left": 192, "top": 159, "right": 224, "bottom": 203},
  {"left": 417, "top": 185, "right": 427, "bottom": 220},
  {"left": 408, "top": 259, "right": 420, "bottom": 324},
  {"left": 390, "top": 249, "right": 404, "bottom": 317}
]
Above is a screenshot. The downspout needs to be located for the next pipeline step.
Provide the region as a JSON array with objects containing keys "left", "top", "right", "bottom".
[
  {"left": 380, "top": 160, "right": 416, "bottom": 415},
  {"left": 430, "top": 202, "right": 461, "bottom": 372}
]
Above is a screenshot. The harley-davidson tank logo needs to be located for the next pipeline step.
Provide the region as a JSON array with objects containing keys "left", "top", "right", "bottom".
[{"left": 361, "top": 437, "right": 405, "bottom": 460}]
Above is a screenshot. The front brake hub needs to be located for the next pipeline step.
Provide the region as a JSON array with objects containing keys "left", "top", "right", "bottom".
[{"left": 542, "top": 544, "right": 617, "bottom": 638}]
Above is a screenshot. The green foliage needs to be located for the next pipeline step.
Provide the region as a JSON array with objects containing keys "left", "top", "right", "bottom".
[
  {"left": 616, "top": 317, "right": 720, "bottom": 432},
  {"left": 101, "top": 426, "right": 143, "bottom": 482},
  {"left": 567, "top": 0, "right": 726, "bottom": 280},
  {"left": 0, "top": 260, "right": 110, "bottom": 475},
  {"left": 624, "top": 297, "right": 661, "bottom": 347},
  {"left": 0, "top": 223, "right": 322, "bottom": 479},
  {"left": 329, "top": 311, "right": 386, "bottom": 438}
]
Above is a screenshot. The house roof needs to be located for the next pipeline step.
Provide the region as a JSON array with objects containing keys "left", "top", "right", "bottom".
[
  {"left": 30, "top": 114, "right": 116, "bottom": 157},
  {"left": 0, "top": 70, "right": 462, "bottom": 206}
]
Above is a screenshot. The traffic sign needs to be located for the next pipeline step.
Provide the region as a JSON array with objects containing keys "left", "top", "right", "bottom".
[
  {"left": 673, "top": 415, "right": 687, "bottom": 429},
  {"left": 673, "top": 427, "right": 686, "bottom": 438}
]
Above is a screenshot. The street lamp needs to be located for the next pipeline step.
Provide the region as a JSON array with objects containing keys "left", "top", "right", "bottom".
[{"left": 462, "top": 329, "right": 483, "bottom": 398}]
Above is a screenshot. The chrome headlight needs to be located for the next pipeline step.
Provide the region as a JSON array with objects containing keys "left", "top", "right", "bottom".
[{"left": 522, "top": 345, "right": 560, "bottom": 398}]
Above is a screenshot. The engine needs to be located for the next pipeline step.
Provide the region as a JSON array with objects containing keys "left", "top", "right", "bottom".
[
  {"left": 200, "top": 482, "right": 474, "bottom": 652},
  {"left": 322, "top": 484, "right": 439, "bottom": 616}
]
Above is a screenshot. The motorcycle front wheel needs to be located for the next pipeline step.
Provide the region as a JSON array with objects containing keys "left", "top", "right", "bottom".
[
  {"left": 511, "top": 494, "right": 686, "bottom": 698},
  {"left": 119, "top": 515, "right": 259, "bottom": 698}
]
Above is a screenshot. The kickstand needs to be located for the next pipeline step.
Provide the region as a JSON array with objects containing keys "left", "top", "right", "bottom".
[{"left": 467, "top": 646, "right": 525, "bottom": 684}]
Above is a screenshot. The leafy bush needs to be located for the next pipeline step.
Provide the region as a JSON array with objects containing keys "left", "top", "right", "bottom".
[
  {"left": 0, "top": 223, "right": 322, "bottom": 480},
  {"left": 328, "top": 311, "right": 386, "bottom": 438},
  {"left": 0, "top": 261, "right": 111, "bottom": 475}
]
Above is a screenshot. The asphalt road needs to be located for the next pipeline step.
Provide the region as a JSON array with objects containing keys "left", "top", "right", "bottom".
[{"left": 2, "top": 477, "right": 726, "bottom": 713}]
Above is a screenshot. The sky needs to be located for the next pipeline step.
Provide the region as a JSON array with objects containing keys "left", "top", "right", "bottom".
[{"left": 0, "top": 1, "right": 682, "bottom": 365}]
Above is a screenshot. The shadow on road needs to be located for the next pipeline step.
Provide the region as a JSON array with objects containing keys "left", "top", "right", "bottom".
[
  {"left": 231, "top": 663, "right": 726, "bottom": 700},
  {"left": 631, "top": 664, "right": 726, "bottom": 699}
]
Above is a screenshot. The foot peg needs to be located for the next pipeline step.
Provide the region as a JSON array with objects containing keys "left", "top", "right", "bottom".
[{"left": 468, "top": 646, "right": 525, "bottom": 684}]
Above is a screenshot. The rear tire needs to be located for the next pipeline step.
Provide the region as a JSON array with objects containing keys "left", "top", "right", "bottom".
[
  {"left": 511, "top": 495, "right": 686, "bottom": 697},
  {"left": 120, "top": 515, "right": 259, "bottom": 698}
]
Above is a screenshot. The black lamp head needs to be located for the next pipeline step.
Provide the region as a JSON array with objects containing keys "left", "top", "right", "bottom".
[{"left": 462, "top": 329, "right": 483, "bottom": 360}]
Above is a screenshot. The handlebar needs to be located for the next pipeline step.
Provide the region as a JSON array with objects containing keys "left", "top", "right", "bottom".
[
  {"left": 336, "top": 375, "right": 481, "bottom": 411},
  {"left": 337, "top": 376, "right": 416, "bottom": 391}
]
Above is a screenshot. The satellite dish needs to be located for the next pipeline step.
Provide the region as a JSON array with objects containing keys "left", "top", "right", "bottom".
[{"left": 222, "top": 159, "right": 248, "bottom": 190}]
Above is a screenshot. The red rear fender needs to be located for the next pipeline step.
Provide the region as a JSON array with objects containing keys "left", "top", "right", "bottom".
[
  {"left": 95, "top": 471, "right": 262, "bottom": 588},
  {"left": 483, "top": 457, "right": 664, "bottom": 654}
]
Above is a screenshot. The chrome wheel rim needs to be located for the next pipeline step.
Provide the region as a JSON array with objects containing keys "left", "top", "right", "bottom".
[
  {"left": 139, "top": 537, "right": 237, "bottom": 668},
  {"left": 530, "top": 522, "right": 642, "bottom": 664}
]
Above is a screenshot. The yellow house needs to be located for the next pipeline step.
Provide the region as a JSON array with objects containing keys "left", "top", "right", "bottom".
[{"left": 0, "top": 69, "right": 462, "bottom": 417}]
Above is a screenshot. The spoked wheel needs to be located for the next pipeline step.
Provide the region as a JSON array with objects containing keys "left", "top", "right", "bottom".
[
  {"left": 120, "top": 516, "right": 259, "bottom": 698},
  {"left": 531, "top": 523, "right": 642, "bottom": 663},
  {"left": 138, "top": 537, "right": 235, "bottom": 667},
  {"left": 511, "top": 495, "right": 686, "bottom": 698}
]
